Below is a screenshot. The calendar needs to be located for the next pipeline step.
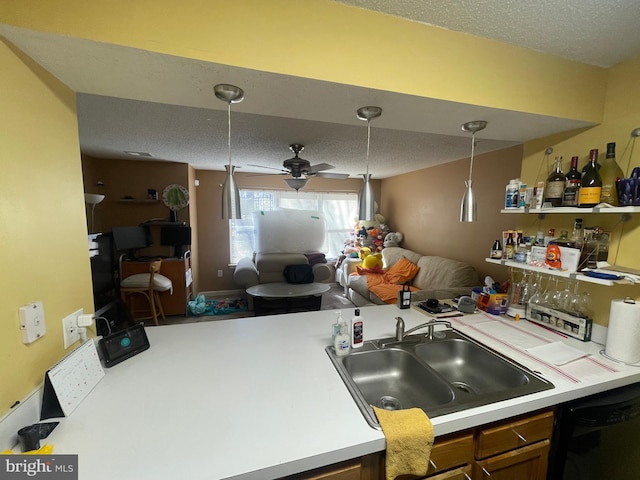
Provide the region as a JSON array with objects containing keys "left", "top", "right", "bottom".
[{"left": 41, "top": 339, "right": 105, "bottom": 419}]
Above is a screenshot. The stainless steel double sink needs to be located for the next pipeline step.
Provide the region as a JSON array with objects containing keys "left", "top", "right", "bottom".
[{"left": 326, "top": 327, "right": 554, "bottom": 428}]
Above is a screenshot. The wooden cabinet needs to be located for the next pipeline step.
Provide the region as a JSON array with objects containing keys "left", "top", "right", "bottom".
[
  {"left": 425, "top": 432, "right": 474, "bottom": 478},
  {"left": 473, "top": 441, "right": 550, "bottom": 480},
  {"left": 473, "top": 410, "right": 553, "bottom": 480},
  {"left": 283, "top": 410, "right": 553, "bottom": 480},
  {"left": 120, "top": 251, "right": 193, "bottom": 316}
]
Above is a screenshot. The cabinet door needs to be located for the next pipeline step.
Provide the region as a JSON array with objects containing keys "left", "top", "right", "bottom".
[
  {"left": 426, "top": 433, "right": 474, "bottom": 476},
  {"left": 475, "top": 410, "right": 553, "bottom": 459},
  {"left": 473, "top": 440, "right": 550, "bottom": 480},
  {"left": 424, "top": 465, "right": 472, "bottom": 480}
]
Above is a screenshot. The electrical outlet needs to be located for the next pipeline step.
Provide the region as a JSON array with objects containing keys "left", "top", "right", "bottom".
[
  {"left": 217, "top": 270, "right": 223, "bottom": 277},
  {"left": 19, "top": 301, "right": 46, "bottom": 344},
  {"left": 62, "top": 309, "right": 83, "bottom": 349}
]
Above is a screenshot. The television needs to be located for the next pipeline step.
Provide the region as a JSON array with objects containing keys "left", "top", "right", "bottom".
[
  {"left": 160, "top": 225, "right": 191, "bottom": 258},
  {"left": 112, "top": 226, "right": 152, "bottom": 260}
]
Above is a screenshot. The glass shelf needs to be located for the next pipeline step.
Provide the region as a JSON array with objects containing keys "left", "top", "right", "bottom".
[
  {"left": 501, "top": 206, "right": 640, "bottom": 214},
  {"left": 484, "top": 258, "right": 630, "bottom": 286}
]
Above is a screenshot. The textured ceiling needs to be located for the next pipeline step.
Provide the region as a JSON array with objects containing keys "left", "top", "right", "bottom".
[
  {"left": 335, "top": 0, "right": 640, "bottom": 68},
  {"left": 2, "top": 1, "right": 639, "bottom": 180}
]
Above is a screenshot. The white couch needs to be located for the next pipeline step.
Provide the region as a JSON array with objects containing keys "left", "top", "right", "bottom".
[
  {"left": 233, "top": 209, "right": 332, "bottom": 288},
  {"left": 343, "top": 246, "right": 481, "bottom": 307}
]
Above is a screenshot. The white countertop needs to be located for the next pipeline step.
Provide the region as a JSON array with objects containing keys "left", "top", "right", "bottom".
[{"left": 44, "top": 305, "right": 640, "bottom": 479}]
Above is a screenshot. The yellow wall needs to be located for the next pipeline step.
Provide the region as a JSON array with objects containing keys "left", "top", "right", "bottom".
[
  {"left": 0, "top": 38, "right": 94, "bottom": 416},
  {"left": 2, "top": 0, "right": 606, "bottom": 122},
  {"left": 1, "top": 1, "right": 637, "bottom": 418},
  {"left": 519, "top": 55, "right": 640, "bottom": 325}
]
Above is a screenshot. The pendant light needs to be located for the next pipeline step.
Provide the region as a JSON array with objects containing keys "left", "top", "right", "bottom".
[
  {"left": 214, "top": 84, "right": 244, "bottom": 220},
  {"left": 460, "top": 120, "right": 488, "bottom": 223},
  {"left": 356, "top": 106, "right": 382, "bottom": 221}
]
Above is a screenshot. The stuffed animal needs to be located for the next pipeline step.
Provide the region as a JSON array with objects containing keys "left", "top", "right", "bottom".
[
  {"left": 358, "top": 246, "right": 372, "bottom": 260},
  {"left": 383, "top": 232, "right": 404, "bottom": 248},
  {"left": 361, "top": 252, "right": 383, "bottom": 270}
]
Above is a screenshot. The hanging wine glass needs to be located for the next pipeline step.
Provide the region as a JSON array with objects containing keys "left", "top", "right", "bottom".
[
  {"left": 542, "top": 277, "right": 560, "bottom": 308},
  {"left": 557, "top": 278, "right": 574, "bottom": 312},
  {"left": 528, "top": 272, "right": 544, "bottom": 307}
]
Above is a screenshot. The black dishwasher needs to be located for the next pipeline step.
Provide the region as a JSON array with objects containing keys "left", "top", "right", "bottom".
[{"left": 548, "top": 382, "right": 640, "bottom": 480}]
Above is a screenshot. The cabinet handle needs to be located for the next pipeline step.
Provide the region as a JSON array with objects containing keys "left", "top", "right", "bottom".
[
  {"left": 429, "top": 459, "right": 438, "bottom": 470},
  {"left": 512, "top": 428, "right": 527, "bottom": 443},
  {"left": 464, "top": 474, "right": 472, "bottom": 480},
  {"left": 482, "top": 467, "right": 492, "bottom": 477}
]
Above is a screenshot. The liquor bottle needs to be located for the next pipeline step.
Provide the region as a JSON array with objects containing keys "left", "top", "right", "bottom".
[
  {"left": 505, "top": 232, "right": 515, "bottom": 260},
  {"left": 544, "top": 156, "right": 565, "bottom": 207},
  {"left": 562, "top": 156, "right": 582, "bottom": 206},
  {"left": 490, "top": 239, "right": 502, "bottom": 259},
  {"left": 571, "top": 218, "right": 584, "bottom": 250},
  {"left": 599, "top": 142, "right": 624, "bottom": 206},
  {"left": 578, "top": 149, "right": 602, "bottom": 208}
]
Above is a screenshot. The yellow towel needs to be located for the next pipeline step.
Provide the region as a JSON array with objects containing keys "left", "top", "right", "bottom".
[{"left": 372, "top": 406, "right": 434, "bottom": 480}]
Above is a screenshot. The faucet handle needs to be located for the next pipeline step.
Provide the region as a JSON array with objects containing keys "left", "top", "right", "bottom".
[{"left": 395, "top": 316, "right": 405, "bottom": 341}]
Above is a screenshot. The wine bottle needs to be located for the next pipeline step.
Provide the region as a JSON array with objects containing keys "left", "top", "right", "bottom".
[
  {"left": 562, "top": 156, "right": 582, "bottom": 206},
  {"left": 544, "top": 156, "right": 566, "bottom": 207},
  {"left": 578, "top": 149, "right": 602, "bottom": 208},
  {"left": 505, "top": 232, "right": 515, "bottom": 259},
  {"left": 599, "top": 142, "right": 624, "bottom": 206}
]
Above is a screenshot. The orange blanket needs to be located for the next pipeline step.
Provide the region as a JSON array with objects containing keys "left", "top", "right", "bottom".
[{"left": 365, "top": 271, "right": 418, "bottom": 304}]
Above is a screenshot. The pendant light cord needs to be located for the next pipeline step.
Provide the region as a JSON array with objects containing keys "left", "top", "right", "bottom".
[
  {"left": 468, "top": 133, "right": 475, "bottom": 182},
  {"left": 366, "top": 120, "right": 371, "bottom": 176},
  {"left": 227, "top": 101, "right": 232, "bottom": 168}
]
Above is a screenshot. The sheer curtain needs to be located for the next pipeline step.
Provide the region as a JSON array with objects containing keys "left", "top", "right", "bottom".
[{"left": 229, "top": 190, "right": 357, "bottom": 263}]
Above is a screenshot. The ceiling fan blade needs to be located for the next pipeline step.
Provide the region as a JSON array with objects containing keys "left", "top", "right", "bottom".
[
  {"left": 316, "top": 172, "right": 349, "bottom": 179},
  {"left": 247, "top": 163, "right": 288, "bottom": 174},
  {"left": 307, "top": 163, "right": 335, "bottom": 174}
]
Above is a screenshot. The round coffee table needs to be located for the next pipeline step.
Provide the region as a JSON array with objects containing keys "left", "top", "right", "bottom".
[{"left": 246, "top": 282, "right": 331, "bottom": 315}]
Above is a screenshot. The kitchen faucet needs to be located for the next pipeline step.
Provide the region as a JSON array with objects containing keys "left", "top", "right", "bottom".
[
  {"left": 396, "top": 317, "right": 453, "bottom": 341},
  {"left": 381, "top": 317, "right": 453, "bottom": 347}
]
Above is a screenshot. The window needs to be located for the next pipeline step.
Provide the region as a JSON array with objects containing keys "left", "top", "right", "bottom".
[{"left": 229, "top": 190, "right": 358, "bottom": 263}]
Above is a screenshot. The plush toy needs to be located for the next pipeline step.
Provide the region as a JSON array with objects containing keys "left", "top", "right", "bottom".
[
  {"left": 361, "top": 252, "right": 383, "bottom": 270},
  {"left": 358, "top": 246, "right": 372, "bottom": 260},
  {"left": 383, "top": 232, "right": 404, "bottom": 248}
]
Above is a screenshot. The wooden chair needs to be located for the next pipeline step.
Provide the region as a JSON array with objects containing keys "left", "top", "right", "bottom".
[{"left": 120, "top": 260, "right": 173, "bottom": 326}]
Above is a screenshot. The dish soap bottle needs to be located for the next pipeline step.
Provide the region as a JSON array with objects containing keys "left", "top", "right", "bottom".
[
  {"left": 334, "top": 322, "right": 350, "bottom": 356},
  {"left": 351, "top": 309, "right": 364, "bottom": 349},
  {"left": 331, "top": 311, "right": 343, "bottom": 346}
]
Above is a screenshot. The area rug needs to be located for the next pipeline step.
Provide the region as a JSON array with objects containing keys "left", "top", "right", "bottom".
[{"left": 161, "top": 283, "right": 355, "bottom": 326}]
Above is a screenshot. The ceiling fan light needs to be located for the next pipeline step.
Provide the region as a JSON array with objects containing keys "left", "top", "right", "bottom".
[
  {"left": 222, "top": 165, "right": 242, "bottom": 220},
  {"left": 284, "top": 178, "right": 308, "bottom": 191}
]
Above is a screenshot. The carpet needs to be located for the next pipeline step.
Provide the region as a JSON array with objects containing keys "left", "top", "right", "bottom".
[{"left": 160, "top": 283, "right": 356, "bottom": 325}]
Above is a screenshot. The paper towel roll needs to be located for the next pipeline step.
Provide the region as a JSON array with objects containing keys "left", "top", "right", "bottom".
[{"left": 605, "top": 298, "right": 640, "bottom": 363}]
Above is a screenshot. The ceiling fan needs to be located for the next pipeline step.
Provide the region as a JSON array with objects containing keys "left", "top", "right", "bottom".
[{"left": 249, "top": 144, "right": 349, "bottom": 179}]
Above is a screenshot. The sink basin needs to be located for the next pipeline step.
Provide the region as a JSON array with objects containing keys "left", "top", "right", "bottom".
[
  {"left": 414, "top": 339, "right": 531, "bottom": 394},
  {"left": 326, "top": 328, "right": 553, "bottom": 428},
  {"left": 342, "top": 348, "right": 454, "bottom": 411}
]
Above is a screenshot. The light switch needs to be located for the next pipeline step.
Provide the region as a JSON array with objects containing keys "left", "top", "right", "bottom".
[{"left": 19, "top": 301, "right": 46, "bottom": 344}]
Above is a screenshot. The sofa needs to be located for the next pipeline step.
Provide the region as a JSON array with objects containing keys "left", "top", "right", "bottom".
[
  {"left": 234, "top": 253, "right": 332, "bottom": 288},
  {"left": 343, "top": 246, "right": 481, "bottom": 307},
  {"left": 233, "top": 209, "right": 333, "bottom": 289}
]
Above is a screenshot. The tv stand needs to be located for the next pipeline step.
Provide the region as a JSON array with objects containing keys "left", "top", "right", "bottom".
[{"left": 120, "top": 251, "right": 193, "bottom": 316}]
